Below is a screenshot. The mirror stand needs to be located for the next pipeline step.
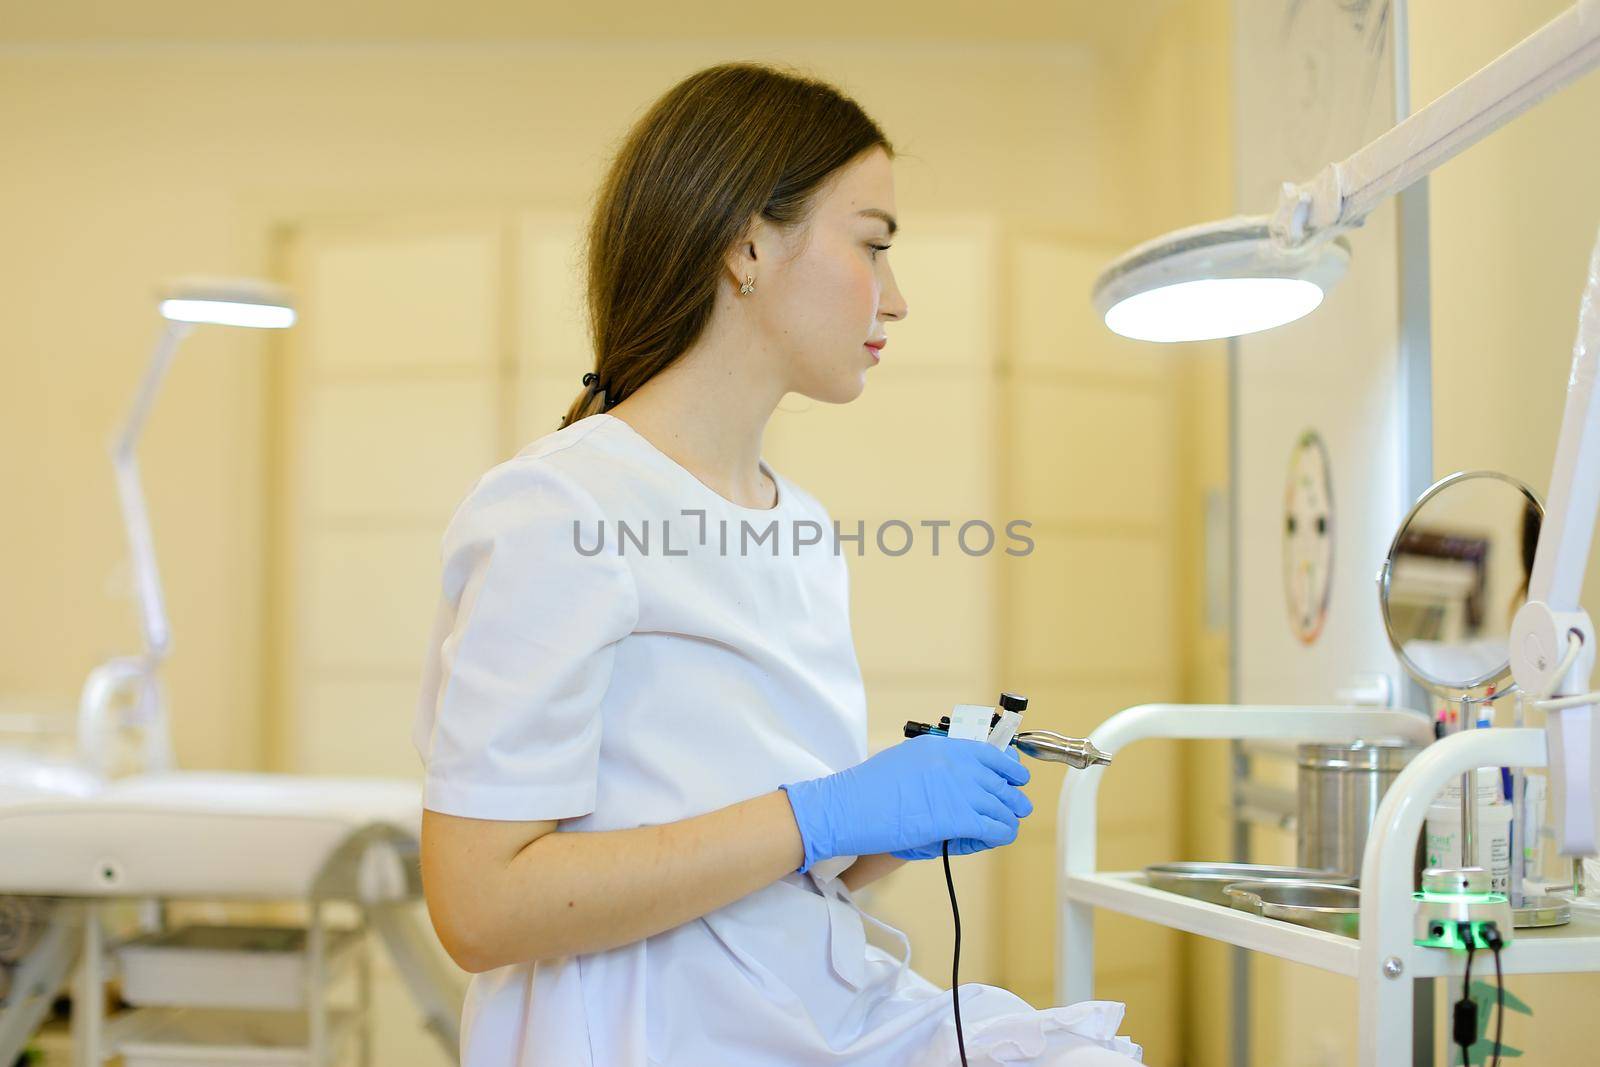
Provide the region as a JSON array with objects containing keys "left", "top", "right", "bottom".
[
  {"left": 1456, "top": 695, "right": 1478, "bottom": 872},
  {"left": 1379, "top": 470, "right": 1569, "bottom": 925}
]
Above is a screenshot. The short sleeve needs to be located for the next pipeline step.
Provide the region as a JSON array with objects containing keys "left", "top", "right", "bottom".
[{"left": 413, "top": 458, "right": 638, "bottom": 821}]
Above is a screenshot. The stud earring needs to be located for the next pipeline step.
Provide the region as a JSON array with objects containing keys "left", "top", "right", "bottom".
[{"left": 740, "top": 275, "right": 755, "bottom": 295}]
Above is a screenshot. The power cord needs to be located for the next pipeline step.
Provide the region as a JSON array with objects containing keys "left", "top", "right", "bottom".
[
  {"left": 1453, "top": 922, "right": 1477, "bottom": 1067},
  {"left": 1452, "top": 921, "right": 1508, "bottom": 1067},
  {"left": 943, "top": 840, "right": 970, "bottom": 1067},
  {"left": 1484, "top": 925, "right": 1506, "bottom": 1067}
]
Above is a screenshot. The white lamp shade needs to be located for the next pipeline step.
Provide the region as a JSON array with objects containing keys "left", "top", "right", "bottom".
[
  {"left": 1092, "top": 217, "right": 1350, "bottom": 343},
  {"left": 158, "top": 276, "right": 296, "bottom": 329}
]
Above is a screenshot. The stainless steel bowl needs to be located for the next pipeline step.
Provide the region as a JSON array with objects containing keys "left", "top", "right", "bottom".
[
  {"left": 1142, "top": 862, "right": 1355, "bottom": 906},
  {"left": 1224, "top": 879, "right": 1362, "bottom": 936}
]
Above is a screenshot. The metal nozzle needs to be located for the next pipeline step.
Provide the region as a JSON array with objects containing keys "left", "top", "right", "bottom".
[{"left": 1012, "top": 730, "right": 1113, "bottom": 769}]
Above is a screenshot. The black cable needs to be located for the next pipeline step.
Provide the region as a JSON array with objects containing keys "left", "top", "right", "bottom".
[
  {"left": 943, "top": 840, "right": 969, "bottom": 1067},
  {"left": 1491, "top": 945, "right": 1504, "bottom": 1067},
  {"left": 1484, "top": 926, "right": 1506, "bottom": 1067},
  {"left": 1454, "top": 923, "right": 1476, "bottom": 1067}
]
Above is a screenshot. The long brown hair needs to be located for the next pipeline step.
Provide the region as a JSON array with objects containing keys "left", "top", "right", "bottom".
[{"left": 559, "top": 62, "right": 892, "bottom": 428}]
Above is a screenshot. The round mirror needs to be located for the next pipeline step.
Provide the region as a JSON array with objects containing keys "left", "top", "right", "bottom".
[{"left": 1378, "top": 470, "right": 1544, "bottom": 697}]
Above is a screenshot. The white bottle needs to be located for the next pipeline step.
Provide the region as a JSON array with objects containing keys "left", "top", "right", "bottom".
[
  {"left": 1521, "top": 772, "right": 1550, "bottom": 890},
  {"left": 1425, "top": 767, "right": 1513, "bottom": 895}
]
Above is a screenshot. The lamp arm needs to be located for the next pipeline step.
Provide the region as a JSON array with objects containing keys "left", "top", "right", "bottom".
[
  {"left": 1529, "top": 236, "right": 1600, "bottom": 615},
  {"left": 1510, "top": 228, "right": 1600, "bottom": 856},
  {"left": 1271, "top": 0, "right": 1600, "bottom": 246},
  {"left": 112, "top": 320, "right": 192, "bottom": 659}
]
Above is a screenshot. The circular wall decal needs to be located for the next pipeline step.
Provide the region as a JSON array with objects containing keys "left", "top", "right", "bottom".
[{"left": 1285, "top": 430, "right": 1335, "bottom": 645}]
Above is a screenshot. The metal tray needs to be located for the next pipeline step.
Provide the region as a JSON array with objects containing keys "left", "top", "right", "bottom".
[
  {"left": 1224, "top": 879, "right": 1361, "bottom": 937},
  {"left": 1142, "top": 862, "right": 1356, "bottom": 906}
]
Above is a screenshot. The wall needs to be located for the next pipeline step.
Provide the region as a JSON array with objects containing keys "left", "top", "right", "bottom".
[
  {"left": 0, "top": 19, "right": 1232, "bottom": 1066},
  {"left": 0, "top": 40, "right": 1131, "bottom": 770}
]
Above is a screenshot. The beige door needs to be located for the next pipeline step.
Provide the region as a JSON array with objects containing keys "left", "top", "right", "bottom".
[
  {"left": 274, "top": 213, "right": 518, "bottom": 778},
  {"left": 997, "top": 238, "right": 1184, "bottom": 1059},
  {"left": 275, "top": 213, "right": 527, "bottom": 1067}
]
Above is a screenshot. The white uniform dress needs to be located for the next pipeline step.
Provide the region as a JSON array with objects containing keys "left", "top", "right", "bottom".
[{"left": 413, "top": 412, "right": 1142, "bottom": 1066}]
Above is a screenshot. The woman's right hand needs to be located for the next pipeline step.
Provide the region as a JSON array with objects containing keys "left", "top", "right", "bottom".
[{"left": 779, "top": 734, "right": 1033, "bottom": 873}]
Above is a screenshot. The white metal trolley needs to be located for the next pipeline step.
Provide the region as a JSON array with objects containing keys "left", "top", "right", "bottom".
[{"left": 1057, "top": 704, "right": 1600, "bottom": 1065}]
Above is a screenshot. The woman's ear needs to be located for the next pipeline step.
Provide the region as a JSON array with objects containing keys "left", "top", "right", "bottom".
[
  {"left": 723, "top": 240, "right": 755, "bottom": 279},
  {"left": 722, "top": 222, "right": 762, "bottom": 291},
  {"left": 722, "top": 214, "right": 793, "bottom": 292}
]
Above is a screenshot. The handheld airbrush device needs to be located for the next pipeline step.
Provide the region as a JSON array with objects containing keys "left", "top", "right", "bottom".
[
  {"left": 908, "top": 692, "right": 1111, "bottom": 1067},
  {"left": 902, "top": 691, "right": 1114, "bottom": 770}
]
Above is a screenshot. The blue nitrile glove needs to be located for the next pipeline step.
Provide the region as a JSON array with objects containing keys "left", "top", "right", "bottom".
[
  {"left": 780, "top": 734, "right": 1033, "bottom": 874},
  {"left": 890, "top": 745, "right": 1028, "bottom": 861}
]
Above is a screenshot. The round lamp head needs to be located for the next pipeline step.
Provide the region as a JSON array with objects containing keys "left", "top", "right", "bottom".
[
  {"left": 158, "top": 276, "right": 296, "bottom": 329},
  {"left": 1092, "top": 217, "right": 1350, "bottom": 343}
]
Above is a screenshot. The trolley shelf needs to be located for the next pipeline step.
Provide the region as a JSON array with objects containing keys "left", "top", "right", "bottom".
[{"left": 1066, "top": 871, "right": 1600, "bottom": 979}]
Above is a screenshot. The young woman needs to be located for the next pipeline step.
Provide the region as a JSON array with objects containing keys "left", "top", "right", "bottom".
[{"left": 414, "top": 62, "right": 1141, "bottom": 1066}]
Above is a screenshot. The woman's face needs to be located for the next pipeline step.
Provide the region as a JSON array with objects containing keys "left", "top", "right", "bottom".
[{"left": 748, "top": 147, "right": 908, "bottom": 404}]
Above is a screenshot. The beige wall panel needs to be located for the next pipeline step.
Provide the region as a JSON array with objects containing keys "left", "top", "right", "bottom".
[
  {"left": 1011, "top": 381, "right": 1174, "bottom": 528},
  {"left": 1095, "top": 740, "right": 1181, "bottom": 841},
  {"left": 1008, "top": 241, "right": 1168, "bottom": 381},
  {"left": 1004, "top": 530, "right": 1176, "bottom": 681},
  {"left": 516, "top": 214, "right": 590, "bottom": 390},
  {"left": 307, "top": 378, "right": 500, "bottom": 520},
  {"left": 847, "top": 539, "right": 997, "bottom": 687},
  {"left": 1094, "top": 910, "right": 1179, "bottom": 984},
  {"left": 304, "top": 229, "right": 501, "bottom": 375},
  {"left": 1001, "top": 833, "right": 1061, "bottom": 994},
  {"left": 303, "top": 528, "right": 442, "bottom": 672},
  {"left": 1090, "top": 821, "right": 1174, "bottom": 876},
  {"left": 879, "top": 222, "right": 998, "bottom": 371},
  {"left": 296, "top": 677, "right": 429, "bottom": 777},
  {"left": 1014, "top": 742, "right": 1181, "bottom": 842},
  {"left": 766, "top": 373, "right": 997, "bottom": 521},
  {"left": 1057, "top": 850, "right": 1183, "bottom": 966}
]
